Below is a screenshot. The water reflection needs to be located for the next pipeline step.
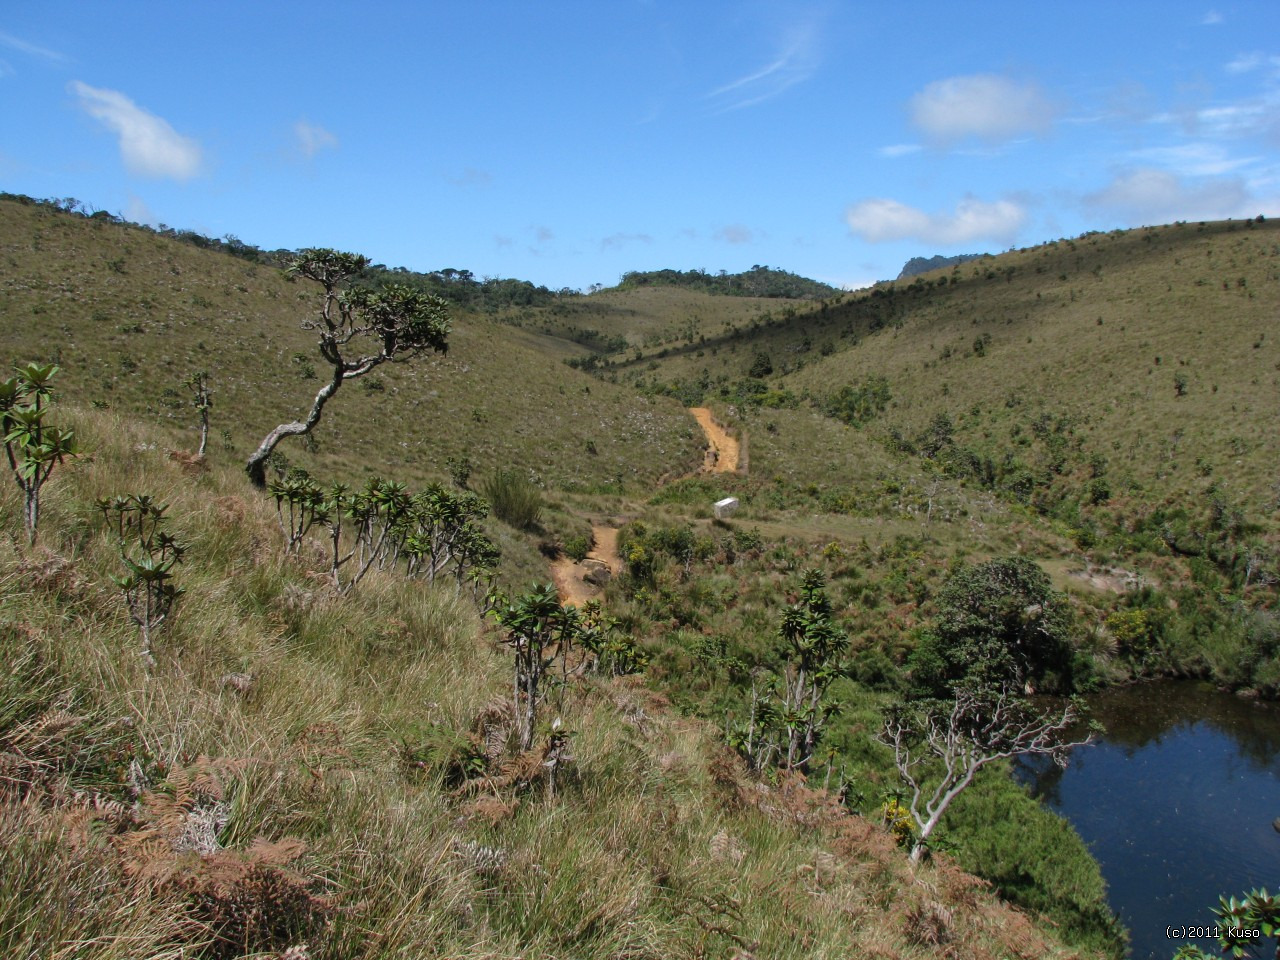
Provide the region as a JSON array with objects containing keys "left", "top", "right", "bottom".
[{"left": 1016, "top": 681, "right": 1280, "bottom": 960}]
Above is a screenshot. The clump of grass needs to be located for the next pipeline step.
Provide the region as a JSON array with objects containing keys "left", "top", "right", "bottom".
[{"left": 483, "top": 468, "right": 543, "bottom": 531}]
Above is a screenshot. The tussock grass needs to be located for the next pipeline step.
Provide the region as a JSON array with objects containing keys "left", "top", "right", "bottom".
[{"left": 482, "top": 469, "right": 544, "bottom": 532}]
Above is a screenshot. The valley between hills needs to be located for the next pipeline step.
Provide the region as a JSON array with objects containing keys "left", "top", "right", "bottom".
[{"left": 0, "top": 192, "right": 1277, "bottom": 959}]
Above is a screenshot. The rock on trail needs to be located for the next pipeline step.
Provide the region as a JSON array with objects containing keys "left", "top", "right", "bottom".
[{"left": 551, "top": 524, "right": 622, "bottom": 607}]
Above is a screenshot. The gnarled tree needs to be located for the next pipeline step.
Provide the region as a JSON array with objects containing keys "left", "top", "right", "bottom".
[
  {"left": 246, "top": 249, "right": 450, "bottom": 488},
  {"left": 877, "top": 684, "right": 1094, "bottom": 863}
]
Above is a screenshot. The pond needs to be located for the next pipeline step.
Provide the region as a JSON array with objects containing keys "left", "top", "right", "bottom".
[{"left": 1016, "top": 681, "right": 1280, "bottom": 960}]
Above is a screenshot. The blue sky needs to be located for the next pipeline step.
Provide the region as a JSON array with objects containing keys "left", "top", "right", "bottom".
[{"left": 4, "top": 2, "right": 1280, "bottom": 291}]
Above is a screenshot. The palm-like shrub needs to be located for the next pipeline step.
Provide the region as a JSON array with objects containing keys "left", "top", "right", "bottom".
[
  {"left": 97, "top": 494, "right": 184, "bottom": 666},
  {"left": 1, "top": 363, "right": 79, "bottom": 544}
]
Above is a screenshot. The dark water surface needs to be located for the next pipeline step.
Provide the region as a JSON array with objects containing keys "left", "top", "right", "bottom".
[{"left": 1016, "top": 681, "right": 1280, "bottom": 960}]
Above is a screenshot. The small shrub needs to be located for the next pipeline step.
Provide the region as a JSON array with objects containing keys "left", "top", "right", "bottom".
[
  {"left": 445, "top": 455, "right": 472, "bottom": 489},
  {"left": 563, "top": 534, "right": 590, "bottom": 562},
  {"left": 97, "top": 494, "right": 185, "bottom": 666},
  {"left": 0, "top": 363, "right": 80, "bottom": 544}
]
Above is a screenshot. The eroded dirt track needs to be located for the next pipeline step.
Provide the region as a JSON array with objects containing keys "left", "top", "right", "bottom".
[
  {"left": 689, "top": 407, "right": 740, "bottom": 473},
  {"left": 550, "top": 524, "right": 622, "bottom": 607},
  {"left": 551, "top": 408, "right": 743, "bottom": 604}
]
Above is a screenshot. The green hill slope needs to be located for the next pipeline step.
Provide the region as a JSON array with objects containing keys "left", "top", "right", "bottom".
[
  {"left": 0, "top": 196, "right": 702, "bottom": 496},
  {"left": 555, "top": 218, "right": 1280, "bottom": 699},
  {"left": 787, "top": 219, "right": 1280, "bottom": 521},
  {"left": 583, "top": 218, "right": 1279, "bottom": 536},
  {"left": 3, "top": 192, "right": 1271, "bottom": 957}
]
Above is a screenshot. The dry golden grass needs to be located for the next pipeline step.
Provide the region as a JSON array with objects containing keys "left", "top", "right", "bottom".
[{"left": 0, "top": 404, "right": 1106, "bottom": 959}]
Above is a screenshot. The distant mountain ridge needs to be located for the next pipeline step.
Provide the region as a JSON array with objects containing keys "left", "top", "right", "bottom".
[{"left": 897, "top": 252, "right": 986, "bottom": 279}]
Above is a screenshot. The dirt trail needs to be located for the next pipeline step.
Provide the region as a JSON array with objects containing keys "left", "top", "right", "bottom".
[
  {"left": 551, "top": 524, "right": 623, "bottom": 607},
  {"left": 689, "top": 407, "right": 740, "bottom": 473},
  {"left": 551, "top": 408, "right": 742, "bottom": 604}
]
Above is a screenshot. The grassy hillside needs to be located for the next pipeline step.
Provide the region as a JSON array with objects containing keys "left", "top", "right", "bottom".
[
  {"left": 0, "top": 404, "right": 1106, "bottom": 959},
  {"left": 0, "top": 196, "right": 703, "bottom": 497},
  {"left": 8, "top": 192, "right": 1275, "bottom": 957},
  {"left": 787, "top": 219, "right": 1280, "bottom": 519},
  {"left": 589, "top": 218, "right": 1280, "bottom": 525}
]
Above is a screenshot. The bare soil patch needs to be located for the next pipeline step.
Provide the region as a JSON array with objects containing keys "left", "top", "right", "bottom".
[
  {"left": 1066, "top": 563, "right": 1145, "bottom": 594},
  {"left": 551, "top": 523, "right": 623, "bottom": 607},
  {"left": 689, "top": 407, "right": 741, "bottom": 473}
]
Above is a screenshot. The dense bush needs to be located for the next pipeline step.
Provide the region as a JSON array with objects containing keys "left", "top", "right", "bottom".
[{"left": 908, "top": 557, "right": 1078, "bottom": 695}]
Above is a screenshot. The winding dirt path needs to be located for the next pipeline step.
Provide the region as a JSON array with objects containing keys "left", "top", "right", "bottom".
[
  {"left": 689, "top": 407, "right": 740, "bottom": 473},
  {"left": 551, "top": 523, "right": 623, "bottom": 607},
  {"left": 550, "top": 408, "right": 743, "bottom": 604}
]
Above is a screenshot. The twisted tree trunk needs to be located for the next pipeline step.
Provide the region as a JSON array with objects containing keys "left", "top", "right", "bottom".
[{"left": 245, "top": 365, "right": 344, "bottom": 488}]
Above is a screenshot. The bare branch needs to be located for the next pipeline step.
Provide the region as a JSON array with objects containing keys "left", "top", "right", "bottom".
[{"left": 876, "top": 684, "right": 1093, "bottom": 863}]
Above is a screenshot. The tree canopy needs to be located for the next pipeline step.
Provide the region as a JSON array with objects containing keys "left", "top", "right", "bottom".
[
  {"left": 617, "top": 265, "right": 837, "bottom": 300},
  {"left": 909, "top": 557, "right": 1078, "bottom": 695}
]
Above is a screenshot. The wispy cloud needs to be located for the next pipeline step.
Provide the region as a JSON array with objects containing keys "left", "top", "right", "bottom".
[
  {"left": 1151, "top": 91, "right": 1280, "bottom": 142},
  {"left": 1201, "top": 9, "right": 1223, "bottom": 25},
  {"left": 846, "top": 196, "right": 1026, "bottom": 246},
  {"left": 0, "top": 30, "right": 67, "bottom": 63},
  {"left": 294, "top": 118, "right": 337, "bottom": 159},
  {"left": 910, "top": 74, "right": 1060, "bottom": 145},
  {"left": 1226, "top": 52, "right": 1265, "bottom": 74},
  {"left": 70, "top": 81, "right": 202, "bottom": 180},
  {"left": 526, "top": 226, "right": 555, "bottom": 255},
  {"left": 124, "top": 194, "right": 157, "bottom": 226},
  {"left": 600, "top": 232, "right": 653, "bottom": 251},
  {"left": 1129, "top": 143, "right": 1259, "bottom": 177},
  {"left": 879, "top": 143, "right": 922, "bottom": 158},
  {"left": 1084, "top": 168, "right": 1257, "bottom": 222},
  {"left": 446, "top": 166, "right": 493, "bottom": 188},
  {"left": 715, "top": 223, "right": 754, "bottom": 244},
  {"left": 706, "top": 16, "right": 820, "bottom": 112}
]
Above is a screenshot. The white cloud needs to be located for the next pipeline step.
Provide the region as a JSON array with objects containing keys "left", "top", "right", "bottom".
[
  {"left": 909, "top": 74, "right": 1059, "bottom": 144},
  {"left": 1084, "top": 168, "right": 1254, "bottom": 222},
  {"left": 845, "top": 196, "right": 1027, "bottom": 246},
  {"left": 1202, "top": 9, "right": 1223, "bottom": 25},
  {"left": 1150, "top": 91, "right": 1280, "bottom": 143},
  {"left": 1226, "top": 52, "right": 1264, "bottom": 74},
  {"left": 0, "top": 30, "right": 66, "bottom": 63},
  {"left": 815, "top": 273, "right": 879, "bottom": 291},
  {"left": 294, "top": 118, "right": 337, "bottom": 158},
  {"left": 707, "top": 16, "right": 820, "bottom": 111},
  {"left": 878, "top": 143, "right": 922, "bottom": 158},
  {"left": 715, "top": 224, "right": 754, "bottom": 244},
  {"left": 1130, "top": 143, "right": 1260, "bottom": 177},
  {"left": 70, "top": 81, "right": 201, "bottom": 180}
]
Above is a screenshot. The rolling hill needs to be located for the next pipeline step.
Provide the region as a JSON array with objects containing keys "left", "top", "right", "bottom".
[{"left": 3, "top": 191, "right": 1277, "bottom": 959}]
